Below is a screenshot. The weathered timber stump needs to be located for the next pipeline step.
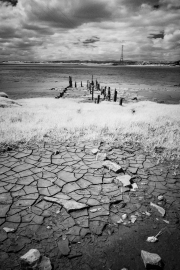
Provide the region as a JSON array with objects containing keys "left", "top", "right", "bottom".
[
  {"left": 91, "top": 75, "right": 94, "bottom": 86},
  {"left": 114, "top": 89, "right": 117, "bottom": 102},
  {"left": 119, "top": 97, "right": 123, "bottom": 106},
  {"left": 69, "top": 76, "right": 72, "bottom": 88},
  {"left": 108, "top": 87, "right": 111, "bottom": 101},
  {"left": 104, "top": 87, "right": 107, "bottom": 100},
  {"left": 75, "top": 82, "right": 77, "bottom": 88},
  {"left": 97, "top": 94, "right": 100, "bottom": 104},
  {"left": 92, "top": 86, "right": 94, "bottom": 100}
]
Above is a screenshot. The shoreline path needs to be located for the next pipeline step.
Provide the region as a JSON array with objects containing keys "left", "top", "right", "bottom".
[{"left": 0, "top": 139, "right": 180, "bottom": 269}]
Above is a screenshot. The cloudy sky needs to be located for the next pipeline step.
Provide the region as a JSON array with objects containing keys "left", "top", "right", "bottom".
[{"left": 0, "top": 0, "right": 180, "bottom": 61}]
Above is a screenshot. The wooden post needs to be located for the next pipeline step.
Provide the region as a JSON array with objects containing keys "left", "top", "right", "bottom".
[
  {"left": 81, "top": 81, "right": 83, "bottom": 87},
  {"left": 108, "top": 87, "right": 111, "bottom": 101},
  {"left": 87, "top": 80, "right": 89, "bottom": 89},
  {"left": 119, "top": 97, "right": 123, "bottom": 106},
  {"left": 69, "top": 76, "right": 72, "bottom": 88},
  {"left": 114, "top": 89, "right": 117, "bottom": 102},
  {"left": 92, "top": 75, "right": 94, "bottom": 86},
  {"left": 104, "top": 87, "right": 106, "bottom": 100},
  {"left": 97, "top": 95, "right": 100, "bottom": 104},
  {"left": 92, "top": 86, "right": 94, "bottom": 100},
  {"left": 96, "top": 79, "right": 97, "bottom": 87},
  {"left": 75, "top": 82, "right": 77, "bottom": 88}
]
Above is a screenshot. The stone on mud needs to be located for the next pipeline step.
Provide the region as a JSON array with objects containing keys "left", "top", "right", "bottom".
[
  {"left": 20, "top": 249, "right": 41, "bottom": 268},
  {"left": 141, "top": 250, "right": 162, "bottom": 268},
  {"left": 115, "top": 175, "right": 131, "bottom": 187},
  {"left": 44, "top": 196, "right": 87, "bottom": 211},
  {"left": 158, "top": 195, "right": 164, "bottom": 201},
  {"left": 103, "top": 160, "right": 122, "bottom": 172},
  {"left": 96, "top": 153, "right": 107, "bottom": 161},
  {"left": 3, "top": 227, "right": 15, "bottom": 233},
  {"left": 150, "top": 202, "right": 165, "bottom": 217},
  {"left": 39, "top": 256, "right": 52, "bottom": 270},
  {"left": 91, "top": 148, "right": 99, "bottom": 154}
]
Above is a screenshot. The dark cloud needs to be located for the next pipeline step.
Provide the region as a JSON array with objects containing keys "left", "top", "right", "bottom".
[
  {"left": 121, "top": 0, "right": 160, "bottom": 10},
  {"left": 0, "top": 26, "right": 20, "bottom": 39},
  {"left": 83, "top": 36, "right": 100, "bottom": 44},
  {"left": 167, "top": 5, "right": 180, "bottom": 10},
  {"left": 23, "top": 23, "right": 54, "bottom": 35},
  {"left": 83, "top": 44, "right": 97, "bottom": 48},
  {"left": 148, "top": 31, "right": 164, "bottom": 39},
  {"left": 0, "top": 0, "right": 18, "bottom": 6},
  {"left": 27, "top": 6, "right": 77, "bottom": 29},
  {"left": 73, "top": 1, "right": 112, "bottom": 22},
  {"left": 159, "top": 0, "right": 180, "bottom": 10},
  {"left": 153, "top": 4, "right": 160, "bottom": 9},
  {"left": 6, "top": 39, "right": 44, "bottom": 50},
  {"left": 26, "top": 0, "right": 113, "bottom": 29},
  {"left": 15, "top": 40, "right": 43, "bottom": 50}
]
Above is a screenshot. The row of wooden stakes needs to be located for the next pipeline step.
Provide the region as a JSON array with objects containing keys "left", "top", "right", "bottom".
[{"left": 55, "top": 76, "right": 124, "bottom": 105}]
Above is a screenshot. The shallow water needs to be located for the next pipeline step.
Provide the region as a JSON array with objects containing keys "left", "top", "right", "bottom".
[{"left": 0, "top": 64, "right": 180, "bottom": 103}]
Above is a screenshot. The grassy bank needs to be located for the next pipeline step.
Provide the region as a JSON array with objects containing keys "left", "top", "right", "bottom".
[{"left": 0, "top": 97, "right": 180, "bottom": 161}]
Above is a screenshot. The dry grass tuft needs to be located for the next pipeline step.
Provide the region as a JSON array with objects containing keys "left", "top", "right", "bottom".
[{"left": 0, "top": 97, "right": 180, "bottom": 161}]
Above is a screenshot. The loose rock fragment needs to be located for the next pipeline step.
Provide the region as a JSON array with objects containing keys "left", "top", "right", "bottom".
[
  {"left": 130, "top": 215, "right": 137, "bottom": 223},
  {"left": 115, "top": 175, "right": 131, "bottom": 187},
  {"left": 91, "top": 149, "right": 99, "bottom": 154},
  {"left": 163, "top": 219, "right": 170, "bottom": 224},
  {"left": 39, "top": 256, "right": 52, "bottom": 270},
  {"left": 143, "top": 211, "right": 151, "bottom": 217},
  {"left": 117, "top": 214, "right": 127, "bottom": 224},
  {"left": 44, "top": 197, "right": 87, "bottom": 211},
  {"left": 146, "top": 236, "right": 158, "bottom": 243},
  {"left": 20, "top": 249, "right": 41, "bottom": 268},
  {"left": 131, "top": 183, "right": 138, "bottom": 191},
  {"left": 96, "top": 152, "right": 107, "bottom": 161},
  {"left": 158, "top": 195, "right": 164, "bottom": 201},
  {"left": 90, "top": 208, "right": 101, "bottom": 213},
  {"left": 117, "top": 218, "right": 123, "bottom": 224},
  {"left": 122, "top": 214, "right": 127, "bottom": 220},
  {"left": 3, "top": 227, "right": 15, "bottom": 233},
  {"left": 150, "top": 202, "right": 165, "bottom": 217},
  {"left": 141, "top": 250, "right": 162, "bottom": 268},
  {"left": 103, "top": 160, "right": 122, "bottom": 173}
]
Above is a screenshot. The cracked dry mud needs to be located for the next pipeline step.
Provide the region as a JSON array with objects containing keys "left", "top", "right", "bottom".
[{"left": 0, "top": 141, "right": 180, "bottom": 270}]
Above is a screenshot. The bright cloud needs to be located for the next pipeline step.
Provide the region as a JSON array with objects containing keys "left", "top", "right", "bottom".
[{"left": 0, "top": 0, "right": 180, "bottom": 61}]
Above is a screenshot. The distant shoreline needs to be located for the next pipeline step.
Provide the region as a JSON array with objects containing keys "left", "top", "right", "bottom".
[{"left": 1, "top": 62, "right": 180, "bottom": 67}]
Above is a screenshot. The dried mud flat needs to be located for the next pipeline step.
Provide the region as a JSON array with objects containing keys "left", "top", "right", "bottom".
[{"left": 0, "top": 139, "right": 180, "bottom": 270}]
